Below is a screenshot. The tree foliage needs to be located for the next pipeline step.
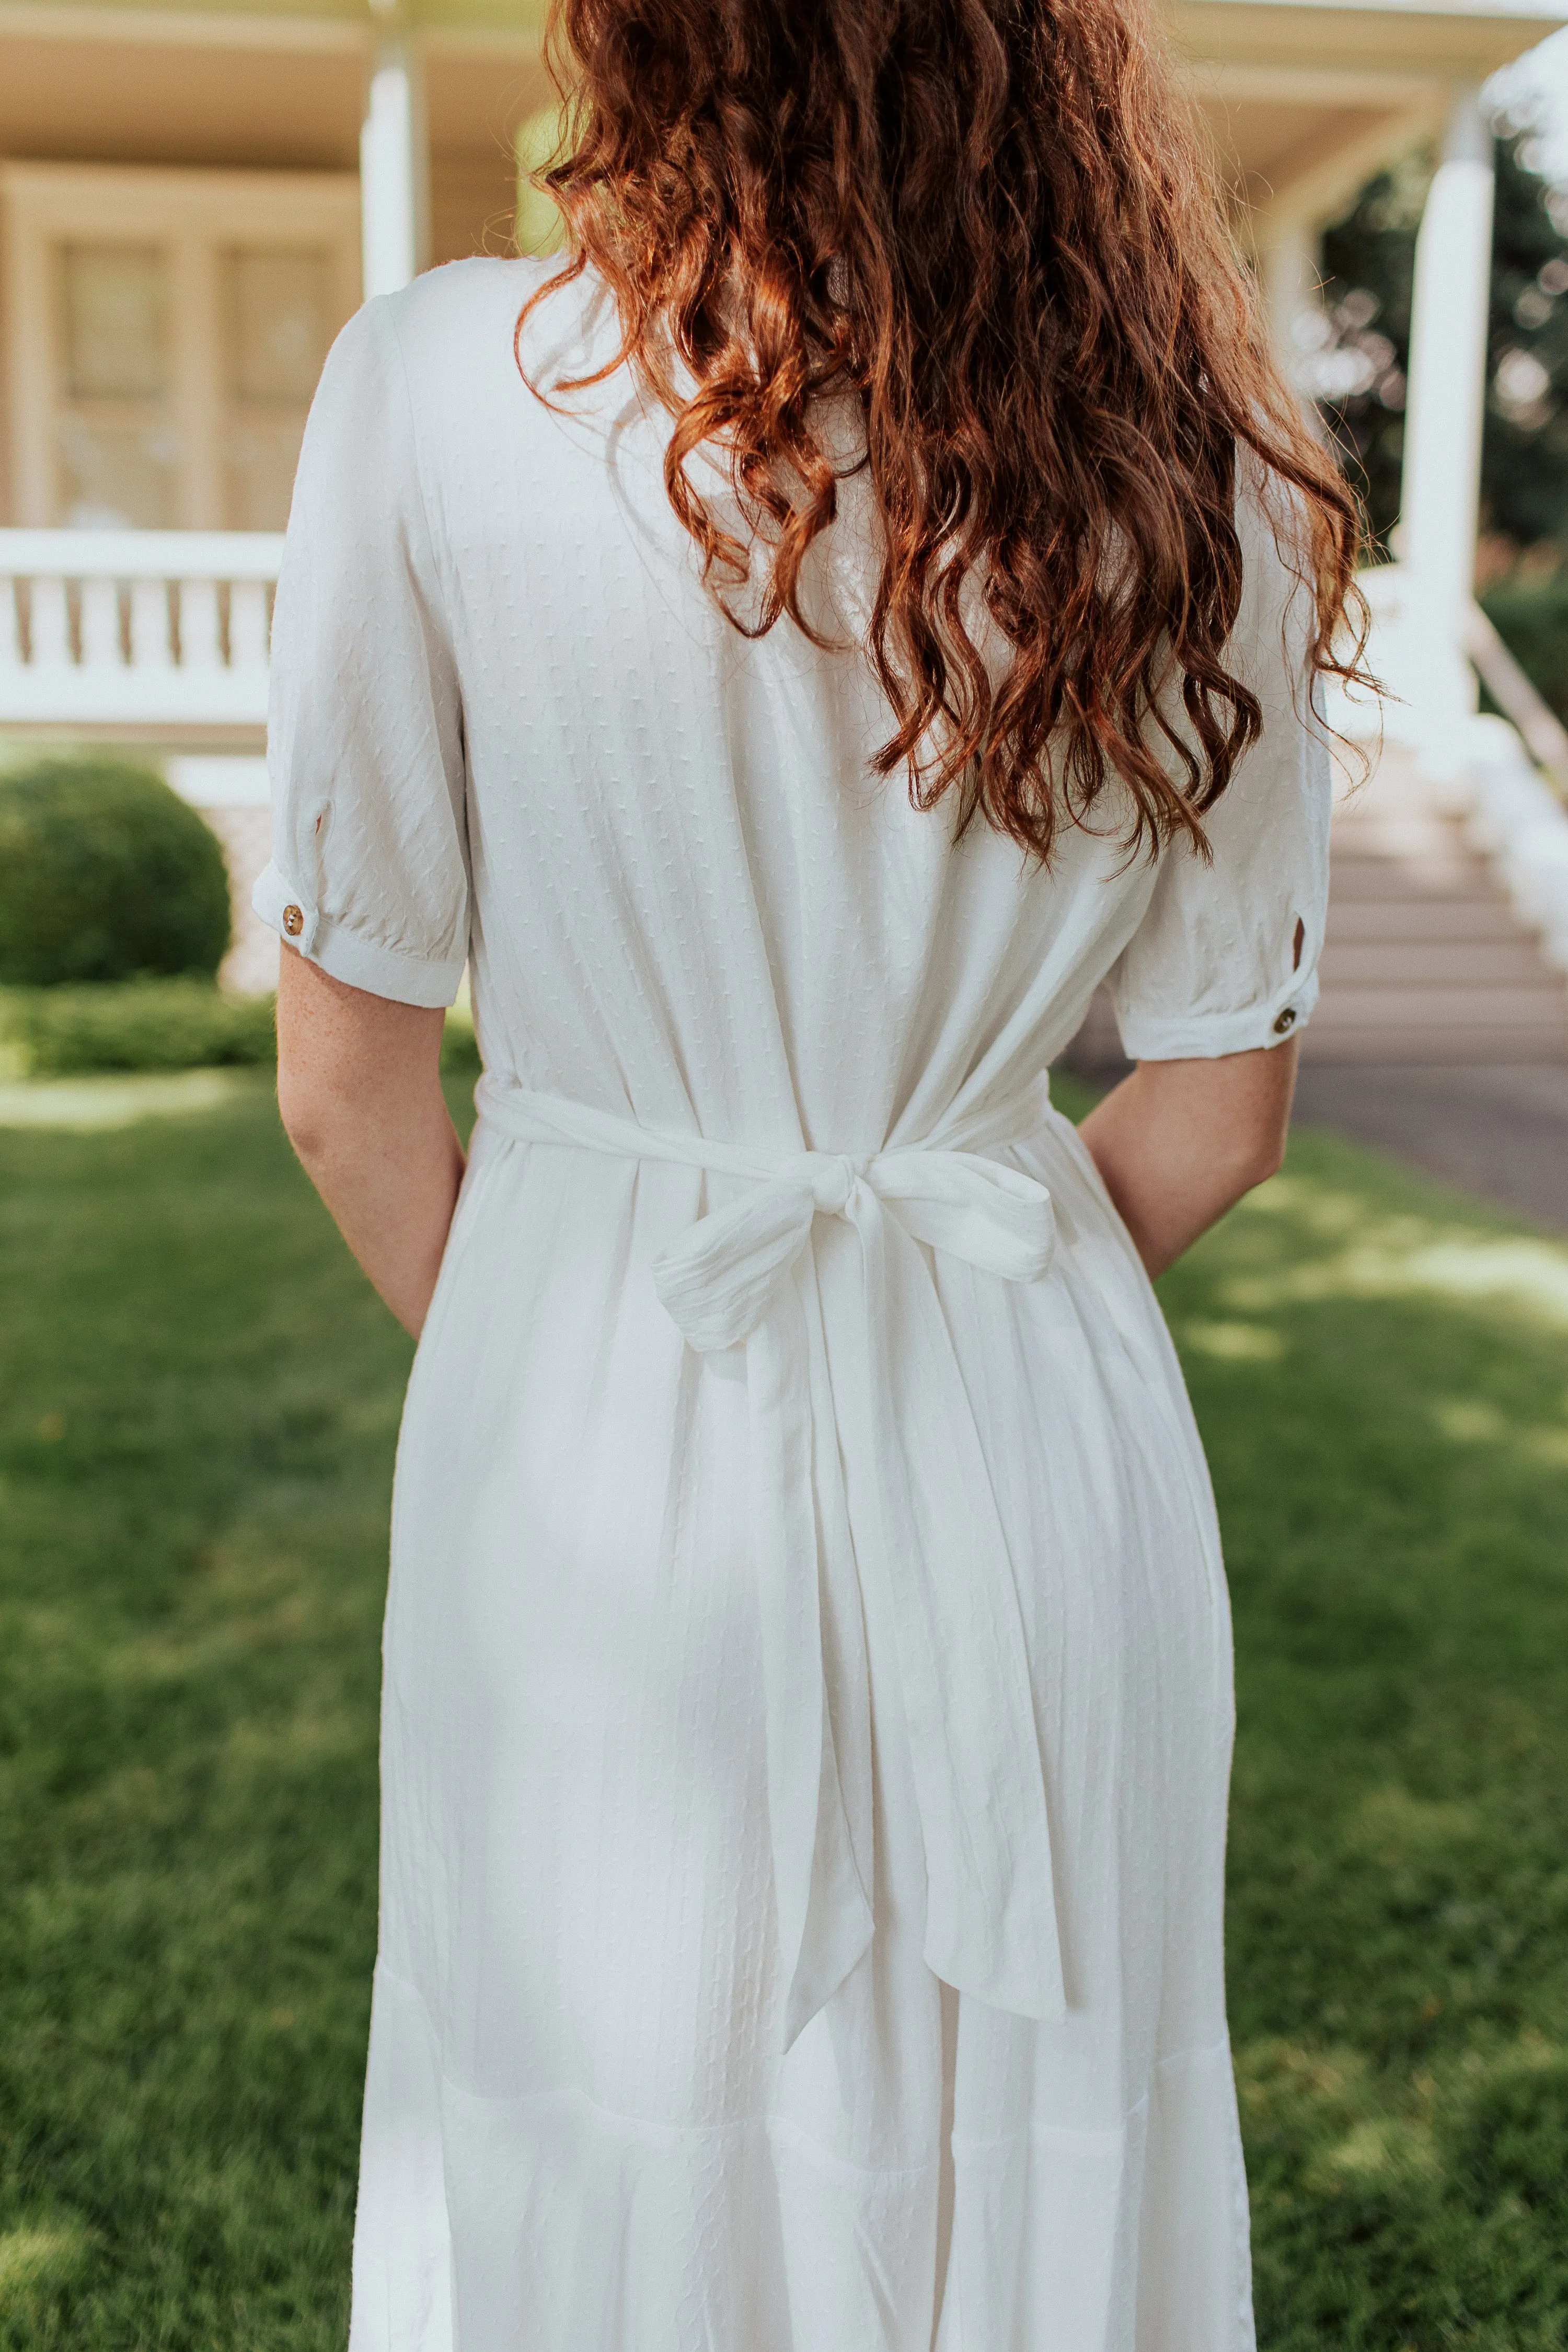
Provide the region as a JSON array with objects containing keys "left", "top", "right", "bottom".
[{"left": 1311, "top": 116, "right": 1568, "bottom": 555}]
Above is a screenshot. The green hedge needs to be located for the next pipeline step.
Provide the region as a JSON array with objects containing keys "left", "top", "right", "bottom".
[
  {"left": 0, "top": 757, "right": 232, "bottom": 987},
  {"left": 1, "top": 979, "right": 276, "bottom": 1077},
  {"left": 1, "top": 977, "right": 481, "bottom": 1079},
  {"left": 1480, "top": 574, "right": 1568, "bottom": 729}
]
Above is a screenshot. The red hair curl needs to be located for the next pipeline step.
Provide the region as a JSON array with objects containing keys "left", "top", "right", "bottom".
[{"left": 519, "top": 0, "right": 1367, "bottom": 861}]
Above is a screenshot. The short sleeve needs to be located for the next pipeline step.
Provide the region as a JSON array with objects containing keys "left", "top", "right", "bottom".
[
  {"left": 1107, "top": 473, "right": 1333, "bottom": 1061},
  {"left": 252, "top": 295, "right": 469, "bottom": 1008}
]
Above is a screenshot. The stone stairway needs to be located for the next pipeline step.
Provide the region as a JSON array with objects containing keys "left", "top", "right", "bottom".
[
  {"left": 1063, "top": 742, "right": 1568, "bottom": 1073},
  {"left": 1306, "top": 744, "right": 1568, "bottom": 1064}
]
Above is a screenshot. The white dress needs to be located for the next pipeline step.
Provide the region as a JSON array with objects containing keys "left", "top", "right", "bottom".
[{"left": 256, "top": 257, "right": 1329, "bottom": 2352}]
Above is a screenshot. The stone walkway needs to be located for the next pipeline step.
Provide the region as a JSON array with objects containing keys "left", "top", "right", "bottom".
[
  {"left": 1060, "top": 1035, "right": 1568, "bottom": 1232},
  {"left": 1290, "top": 1061, "right": 1568, "bottom": 1232}
]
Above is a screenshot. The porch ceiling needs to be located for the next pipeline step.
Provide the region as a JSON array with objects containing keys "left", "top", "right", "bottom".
[
  {"left": 1175, "top": 0, "right": 1568, "bottom": 229},
  {"left": 0, "top": 6, "right": 549, "bottom": 176},
  {"left": 0, "top": 0, "right": 1561, "bottom": 240}
]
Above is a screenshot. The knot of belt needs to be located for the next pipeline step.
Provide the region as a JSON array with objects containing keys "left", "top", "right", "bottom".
[{"left": 474, "top": 1073, "right": 1068, "bottom": 2047}]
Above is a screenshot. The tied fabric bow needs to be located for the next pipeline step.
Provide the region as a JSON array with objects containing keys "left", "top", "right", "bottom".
[{"left": 475, "top": 1075, "right": 1068, "bottom": 2047}]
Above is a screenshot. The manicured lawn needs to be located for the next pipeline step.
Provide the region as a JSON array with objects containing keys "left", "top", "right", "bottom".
[
  {"left": 0, "top": 1074, "right": 415, "bottom": 2352},
  {"left": 1, "top": 1070, "right": 1564, "bottom": 2348},
  {"left": 1151, "top": 1116, "right": 1568, "bottom": 2352}
]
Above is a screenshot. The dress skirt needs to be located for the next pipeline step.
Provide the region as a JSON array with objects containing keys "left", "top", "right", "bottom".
[{"left": 344, "top": 1102, "right": 1254, "bottom": 2352}]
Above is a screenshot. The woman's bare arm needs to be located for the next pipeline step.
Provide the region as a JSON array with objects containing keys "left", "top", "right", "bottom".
[
  {"left": 275, "top": 946, "right": 466, "bottom": 1337},
  {"left": 276, "top": 939, "right": 1290, "bottom": 1317},
  {"left": 1077, "top": 1042, "right": 1298, "bottom": 1279}
]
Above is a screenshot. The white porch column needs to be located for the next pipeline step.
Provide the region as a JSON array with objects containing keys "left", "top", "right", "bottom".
[
  {"left": 360, "top": 38, "right": 430, "bottom": 299},
  {"left": 1394, "top": 87, "right": 1495, "bottom": 752},
  {"left": 1261, "top": 218, "right": 1322, "bottom": 370}
]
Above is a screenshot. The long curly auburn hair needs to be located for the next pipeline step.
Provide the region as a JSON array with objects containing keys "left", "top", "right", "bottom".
[{"left": 518, "top": 0, "right": 1368, "bottom": 863}]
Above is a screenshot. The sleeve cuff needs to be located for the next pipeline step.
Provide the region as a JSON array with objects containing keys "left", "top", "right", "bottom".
[
  {"left": 251, "top": 860, "right": 465, "bottom": 1009},
  {"left": 1115, "top": 965, "right": 1320, "bottom": 1062}
]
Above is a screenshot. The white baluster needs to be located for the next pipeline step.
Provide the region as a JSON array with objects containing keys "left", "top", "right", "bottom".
[
  {"left": 80, "top": 575, "right": 122, "bottom": 666},
  {"left": 0, "top": 577, "right": 21, "bottom": 667},
  {"left": 29, "top": 577, "right": 71, "bottom": 667},
  {"left": 228, "top": 579, "right": 270, "bottom": 670},
  {"left": 179, "top": 577, "right": 222, "bottom": 669},
  {"left": 130, "top": 578, "right": 172, "bottom": 667}
]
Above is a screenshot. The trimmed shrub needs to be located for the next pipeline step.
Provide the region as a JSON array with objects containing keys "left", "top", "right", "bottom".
[
  {"left": 0, "top": 978, "right": 481, "bottom": 1080},
  {"left": 0, "top": 757, "right": 232, "bottom": 986},
  {"left": 1, "top": 979, "right": 276, "bottom": 1077},
  {"left": 1480, "top": 574, "right": 1568, "bottom": 730}
]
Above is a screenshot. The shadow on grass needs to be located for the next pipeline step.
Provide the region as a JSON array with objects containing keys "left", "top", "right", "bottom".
[{"left": 1, "top": 1072, "right": 1564, "bottom": 2347}]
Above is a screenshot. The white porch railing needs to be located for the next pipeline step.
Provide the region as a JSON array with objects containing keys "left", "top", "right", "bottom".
[{"left": 0, "top": 528, "right": 282, "bottom": 740}]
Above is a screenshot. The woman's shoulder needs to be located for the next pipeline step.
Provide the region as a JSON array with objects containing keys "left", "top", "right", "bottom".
[
  {"left": 382, "top": 252, "right": 571, "bottom": 339},
  {"left": 302, "top": 255, "right": 633, "bottom": 518},
  {"left": 309, "top": 258, "right": 559, "bottom": 426},
  {"left": 373, "top": 254, "right": 624, "bottom": 403}
]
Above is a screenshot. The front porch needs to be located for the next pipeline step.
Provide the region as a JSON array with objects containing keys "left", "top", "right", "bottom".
[{"left": 4, "top": 0, "right": 1568, "bottom": 1023}]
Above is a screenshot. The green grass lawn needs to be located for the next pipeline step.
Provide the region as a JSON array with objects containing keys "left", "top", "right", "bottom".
[{"left": 1, "top": 1070, "right": 1565, "bottom": 2349}]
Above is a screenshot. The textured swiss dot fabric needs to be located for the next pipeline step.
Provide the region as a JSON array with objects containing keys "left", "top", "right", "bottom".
[{"left": 256, "top": 257, "right": 1330, "bottom": 2352}]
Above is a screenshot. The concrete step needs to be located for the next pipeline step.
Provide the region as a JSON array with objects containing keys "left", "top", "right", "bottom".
[
  {"left": 1305, "top": 988, "right": 1568, "bottom": 1071},
  {"left": 1325, "top": 898, "right": 1521, "bottom": 942},
  {"left": 1319, "top": 941, "right": 1552, "bottom": 986},
  {"left": 1305, "top": 752, "right": 1568, "bottom": 1062},
  {"left": 1298, "top": 1025, "right": 1568, "bottom": 1064},
  {"left": 1327, "top": 858, "right": 1506, "bottom": 905},
  {"left": 1063, "top": 742, "right": 1568, "bottom": 1073},
  {"left": 1060, "top": 997, "right": 1568, "bottom": 1073},
  {"left": 1309, "top": 984, "right": 1568, "bottom": 1030}
]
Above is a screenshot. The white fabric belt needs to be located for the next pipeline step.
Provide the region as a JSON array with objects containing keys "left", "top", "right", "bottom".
[{"left": 474, "top": 1073, "right": 1068, "bottom": 2046}]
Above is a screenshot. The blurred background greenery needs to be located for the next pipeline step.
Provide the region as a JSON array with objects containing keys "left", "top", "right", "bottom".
[{"left": 1311, "top": 101, "right": 1568, "bottom": 724}]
